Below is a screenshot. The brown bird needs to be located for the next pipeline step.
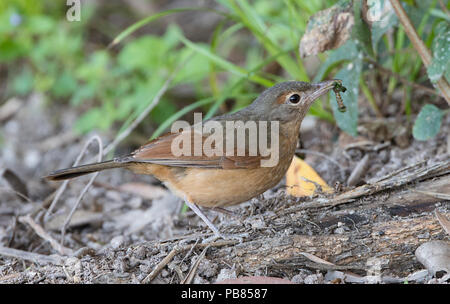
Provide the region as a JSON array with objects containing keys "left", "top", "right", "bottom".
[{"left": 46, "top": 80, "right": 340, "bottom": 238}]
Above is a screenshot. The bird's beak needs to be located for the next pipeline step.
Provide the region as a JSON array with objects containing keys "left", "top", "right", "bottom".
[{"left": 305, "top": 79, "right": 340, "bottom": 105}]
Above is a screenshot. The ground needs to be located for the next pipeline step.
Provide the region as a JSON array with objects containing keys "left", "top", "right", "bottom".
[{"left": 0, "top": 92, "right": 449, "bottom": 284}]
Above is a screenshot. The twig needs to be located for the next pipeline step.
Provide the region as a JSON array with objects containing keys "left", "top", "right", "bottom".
[
  {"left": 142, "top": 246, "right": 179, "bottom": 284},
  {"left": 44, "top": 135, "right": 102, "bottom": 222},
  {"left": 413, "top": 190, "right": 450, "bottom": 200},
  {"left": 0, "top": 187, "right": 33, "bottom": 203},
  {"left": 347, "top": 154, "right": 370, "bottom": 186},
  {"left": 296, "top": 149, "right": 346, "bottom": 181},
  {"left": 389, "top": 0, "right": 450, "bottom": 105},
  {"left": 435, "top": 210, "right": 450, "bottom": 236},
  {"left": 141, "top": 239, "right": 237, "bottom": 283},
  {"left": 299, "top": 252, "right": 335, "bottom": 266},
  {"left": 276, "top": 159, "right": 450, "bottom": 215},
  {"left": 59, "top": 136, "right": 103, "bottom": 247},
  {"left": 18, "top": 215, "right": 73, "bottom": 256},
  {"left": 370, "top": 160, "right": 427, "bottom": 183},
  {"left": 0, "top": 246, "right": 64, "bottom": 265},
  {"left": 181, "top": 245, "right": 210, "bottom": 284},
  {"left": 180, "top": 239, "right": 200, "bottom": 265},
  {"left": 438, "top": 0, "right": 450, "bottom": 16}
]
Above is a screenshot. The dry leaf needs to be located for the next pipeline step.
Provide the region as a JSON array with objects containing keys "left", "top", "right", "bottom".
[
  {"left": 286, "top": 156, "right": 333, "bottom": 197},
  {"left": 299, "top": 2, "right": 354, "bottom": 58}
]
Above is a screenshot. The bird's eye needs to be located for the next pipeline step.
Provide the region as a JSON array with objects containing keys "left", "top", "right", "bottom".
[{"left": 288, "top": 94, "right": 300, "bottom": 104}]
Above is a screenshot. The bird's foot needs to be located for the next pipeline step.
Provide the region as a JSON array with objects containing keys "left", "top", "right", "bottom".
[
  {"left": 202, "top": 232, "right": 249, "bottom": 244},
  {"left": 184, "top": 200, "right": 248, "bottom": 244}
]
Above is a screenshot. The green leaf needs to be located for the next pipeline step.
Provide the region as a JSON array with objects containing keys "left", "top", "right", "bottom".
[
  {"left": 51, "top": 71, "right": 77, "bottom": 98},
  {"left": 118, "top": 36, "right": 168, "bottom": 72},
  {"left": 178, "top": 33, "right": 273, "bottom": 87},
  {"left": 369, "top": 0, "right": 398, "bottom": 50},
  {"left": 429, "top": 8, "right": 450, "bottom": 22},
  {"left": 413, "top": 104, "right": 443, "bottom": 141},
  {"left": 330, "top": 58, "right": 363, "bottom": 137},
  {"left": 427, "top": 22, "right": 450, "bottom": 83},
  {"left": 314, "top": 40, "right": 359, "bottom": 82},
  {"left": 26, "top": 15, "right": 55, "bottom": 34},
  {"left": 70, "top": 85, "right": 95, "bottom": 106},
  {"left": 352, "top": 0, "right": 374, "bottom": 57},
  {"left": 151, "top": 97, "right": 215, "bottom": 139},
  {"left": 0, "top": 38, "right": 26, "bottom": 62},
  {"left": 225, "top": 0, "right": 308, "bottom": 80},
  {"left": 11, "top": 67, "right": 34, "bottom": 96},
  {"left": 109, "top": 8, "right": 225, "bottom": 47},
  {"left": 149, "top": 100, "right": 178, "bottom": 125},
  {"left": 74, "top": 108, "right": 103, "bottom": 134}
]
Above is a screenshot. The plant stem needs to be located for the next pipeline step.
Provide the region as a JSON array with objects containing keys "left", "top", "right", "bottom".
[
  {"left": 389, "top": 0, "right": 450, "bottom": 105},
  {"left": 366, "top": 59, "right": 443, "bottom": 98},
  {"left": 359, "top": 77, "right": 383, "bottom": 118}
]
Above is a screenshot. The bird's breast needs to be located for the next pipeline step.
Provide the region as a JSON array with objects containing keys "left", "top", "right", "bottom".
[{"left": 164, "top": 153, "right": 294, "bottom": 208}]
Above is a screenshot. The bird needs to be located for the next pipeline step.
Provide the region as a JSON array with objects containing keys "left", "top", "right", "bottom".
[{"left": 45, "top": 80, "right": 341, "bottom": 238}]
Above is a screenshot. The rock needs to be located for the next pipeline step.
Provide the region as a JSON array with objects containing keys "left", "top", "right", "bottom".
[
  {"left": 415, "top": 240, "right": 450, "bottom": 277},
  {"left": 110, "top": 235, "right": 125, "bottom": 249}
]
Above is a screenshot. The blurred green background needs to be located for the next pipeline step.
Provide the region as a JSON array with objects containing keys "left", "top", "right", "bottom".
[{"left": 0, "top": 0, "right": 448, "bottom": 142}]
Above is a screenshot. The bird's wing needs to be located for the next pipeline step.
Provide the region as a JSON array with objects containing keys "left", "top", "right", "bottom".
[{"left": 129, "top": 129, "right": 266, "bottom": 169}]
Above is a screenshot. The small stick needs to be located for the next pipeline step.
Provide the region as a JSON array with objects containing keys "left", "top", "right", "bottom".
[
  {"left": 435, "top": 210, "right": 450, "bottom": 236},
  {"left": 389, "top": 0, "right": 450, "bottom": 105},
  {"left": 412, "top": 190, "right": 450, "bottom": 201},
  {"left": 18, "top": 215, "right": 73, "bottom": 256},
  {"left": 296, "top": 148, "right": 346, "bottom": 181},
  {"left": 60, "top": 136, "right": 103, "bottom": 246},
  {"left": 347, "top": 154, "right": 370, "bottom": 187},
  {"left": 0, "top": 246, "right": 64, "bottom": 265},
  {"left": 141, "top": 240, "right": 237, "bottom": 284},
  {"left": 44, "top": 135, "right": 103, "bottom": 222},
  {"left": 181, "top": 245, "right": 210, "bottom": 284}
]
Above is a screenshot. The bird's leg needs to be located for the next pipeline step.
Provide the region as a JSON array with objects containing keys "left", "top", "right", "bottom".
[
  {"left": 204, "top": 206, "right": 240, "bottom": 219},
  {"left": 184, "top": 200, "right": 223, "bottom": 238},
  {"left": 185, "top": 201, "right": 248, "bottom": 243}
]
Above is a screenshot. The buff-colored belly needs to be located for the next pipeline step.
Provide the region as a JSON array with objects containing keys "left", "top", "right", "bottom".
[
  {"left": 171, "top": 167, "right": 280, "bottom": 207},
  {"left": 128, "top": 155, "right": 292, "bottom": 207}
]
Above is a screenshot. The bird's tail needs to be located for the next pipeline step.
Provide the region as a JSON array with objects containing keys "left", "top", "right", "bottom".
[{"left": 45, "top": 160, "right": 129, "bottom": 181}]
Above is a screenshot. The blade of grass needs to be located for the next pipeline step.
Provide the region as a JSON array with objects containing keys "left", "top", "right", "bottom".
[
  {"left": 205, "top": 46, "right": 297, "bottom": 119},
  {"left": 150, "top": 96, "right": 214, "bottom": 139},
  {"left": 227, "top": 0, "right": 309, "bottom": 81},
  {"left": 150, "top": 92, "right": 259, "bottom": 140},
  {"left": 209, "top": 20, "right": 227, "bottom": 97},
  {"left": 109, "top": 7, "right": 229, "bottom": 48},
  {"left": 359, "top": 76, "right": 383, "bottom": 117},
  {"left": 178, "top": 33, "right": 273, "bottom": 87}
]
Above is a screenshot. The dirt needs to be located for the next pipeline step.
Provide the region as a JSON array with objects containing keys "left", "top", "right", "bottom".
[{"left": 0, "top": 92, "right": 449, "bottom": 284}]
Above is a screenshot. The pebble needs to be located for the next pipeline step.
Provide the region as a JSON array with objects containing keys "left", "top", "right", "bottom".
[
  {"left": 291, "top": 269, "right": 313, "bottom": 284},
  {"left": 216, "top": 269, "right": 237, "bottom": 282},
  {"left": 110, "top": 235, "right": 125, "bottom": 249},
  {"left": 334, "top": 227, "right": 346, "bottom": 234},
  {"left": 303, "top": 273, "right": 324, "bottom": 284}
]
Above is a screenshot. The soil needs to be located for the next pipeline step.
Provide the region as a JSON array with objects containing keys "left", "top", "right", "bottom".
[{"left": 0, "top": 92, "right": 449, "bottom": 284}]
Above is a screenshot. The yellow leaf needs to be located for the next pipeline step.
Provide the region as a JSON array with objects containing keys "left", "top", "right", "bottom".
[{"left": 286, "top": 156, "right": 333, "bottom": 197}]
